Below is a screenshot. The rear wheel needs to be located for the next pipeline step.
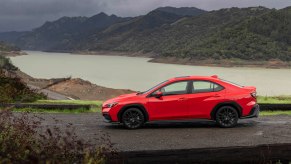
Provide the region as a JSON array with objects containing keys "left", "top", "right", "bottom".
[
  {"left": 215, "top": 106, "right": 238, "bottom": 128},
  {"left": 122, "top": 108, "right": 145, "bottom": 129}
]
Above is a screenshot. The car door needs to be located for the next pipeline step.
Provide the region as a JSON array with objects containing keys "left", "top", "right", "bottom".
[
  {"left": 187, "top": 80, "right": 225, "bottom": 119},
  {"left": 147, "top": 81, "right": 191, "bottom": 120}
]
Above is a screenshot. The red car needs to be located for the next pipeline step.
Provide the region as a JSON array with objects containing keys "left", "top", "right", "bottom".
[{"left": 102, "top": 75, "right": 259, "bottom": 129}]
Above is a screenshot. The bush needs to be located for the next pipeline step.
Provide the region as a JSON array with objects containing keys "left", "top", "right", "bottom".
[
  {"left": 0, "top": 110, "right": 116, "bottom": 163},
  {"left": 0, "top": 56, "right": 17, "bottom": 71},
  {"left": 0, "top": 69, "right": 47, "bottom": 103}
]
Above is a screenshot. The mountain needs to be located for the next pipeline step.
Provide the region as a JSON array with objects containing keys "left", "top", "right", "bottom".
[
  {"left": 13, "top": 13, "right": 129, "bottom": 51},
  {"left": 100, "top": 6, "right": 291, "bottom": 61},
  {"left": 0, "top": 41, "right": 20, "bottom": 52},
  {"left": 156, "top": 6, "right": 206, "bottom": 16},
  {"left": 77, "top": 9, "right": 184, "bottom": 50},
  {"left": 192, "top": 7, "right": 291, "bottom": 60},
  {"left": 0, "top": 31, "right": 28, "bottom": 43},
  {"left": 97, "top": 7, "right": 272, "bottom": 54},
  {"left": 2, "top": 6, "right": 291, "bottom": 61}
]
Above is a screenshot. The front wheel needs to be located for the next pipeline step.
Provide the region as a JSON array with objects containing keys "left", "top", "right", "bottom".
[
  {"left": 122, "top": 108, "right": 145, "bottom": 129},
  {"left": 215, "top": 106, "right": 238, "bottom": 128}
]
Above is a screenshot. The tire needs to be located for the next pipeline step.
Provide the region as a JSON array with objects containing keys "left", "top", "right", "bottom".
[
  {"left": 215, "top": 106, "right": 238, "bottom": 128},
  {"left": 122, "top": 108, "right": 145, "bottom": 129}
]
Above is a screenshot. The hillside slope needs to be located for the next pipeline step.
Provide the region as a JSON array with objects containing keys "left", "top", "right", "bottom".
[
  {"left": 156, "top": 6, "right": 207, "bottom": 16},
  {"left": 1, "top": 6, "right": 291, "bottom": 62},
  {"left": 0, "top": 42, "right": 46, "bottom": 103},
  {"left": 110, "top": 7, "right": 291, "bottom": 61},
  {"left": 14, "top": 13, "right": 130, "bottom": 51}
]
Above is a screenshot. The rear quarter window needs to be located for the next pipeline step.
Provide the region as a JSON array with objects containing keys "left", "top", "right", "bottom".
[{"left": 192, "top": 81, "right": 224, "bottom": 93}]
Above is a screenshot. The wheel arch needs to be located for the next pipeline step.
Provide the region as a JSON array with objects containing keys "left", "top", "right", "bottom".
[
  {"left": 211, "top": 101, "right": 243, "bottom": 120},
  {"left": 117, "top": 103, "right": 149, "bottom": 122}
]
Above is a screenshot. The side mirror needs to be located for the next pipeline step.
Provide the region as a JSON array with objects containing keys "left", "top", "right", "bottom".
[{"left": 153, "top": 91, "right": 163, "bottom": 98}]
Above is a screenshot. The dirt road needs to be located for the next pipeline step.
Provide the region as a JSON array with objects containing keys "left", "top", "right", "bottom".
[{"left": 35, "top": 113, "right": 291, "bottom": 152}]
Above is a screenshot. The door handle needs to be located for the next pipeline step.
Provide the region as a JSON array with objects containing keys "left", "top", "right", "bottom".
[
  {"left": 213, "top": 94, "right": 220, "bottom": 97},
  {"left": 178, "top": 97, "right": 187, "bottom": 101}
]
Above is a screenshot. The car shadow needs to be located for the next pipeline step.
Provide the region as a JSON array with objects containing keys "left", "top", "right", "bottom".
[{"left": 104, "top": 120, "right": 257, "bottom": 130}]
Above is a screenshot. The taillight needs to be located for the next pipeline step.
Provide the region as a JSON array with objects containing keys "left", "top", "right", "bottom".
[{"left": 251, "top": 92, "right": 257, "bottom": 98}]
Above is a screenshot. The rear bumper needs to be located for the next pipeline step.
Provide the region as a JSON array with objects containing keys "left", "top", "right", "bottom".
[{"left": 241, "top": 104, "right": 260, "bottom": 119}]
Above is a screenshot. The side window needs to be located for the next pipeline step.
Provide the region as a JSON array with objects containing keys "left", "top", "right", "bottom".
[
  {"left": 155, "top": 81, "right": 189, "bottom": 96},
  {"left": 193, "top": 81, "right": 223, "bottom": 93}
]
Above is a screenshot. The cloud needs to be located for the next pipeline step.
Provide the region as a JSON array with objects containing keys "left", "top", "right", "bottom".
[{"left": 0, "top": 0, "right": 290, "bottom": 32}]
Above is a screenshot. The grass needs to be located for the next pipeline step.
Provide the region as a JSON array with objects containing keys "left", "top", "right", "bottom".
[
  {"left": 4, "top": 96, "right": 291, "bottom": 115},
  {"left": 12, "top": 108, "right": 94, "bottom": 114},
  {"left": 257, "top": 96, "right": 291, "bottom": 104},
  {"left": 258, "top": 96, "right": 291, "bottom": 116},
  {"left": 260, "top": 110, "right": 291, "bottom": 116},
  {"left": 6, "top": 100, "right": 103, "bottom": 113},
  {"left": 34, "top": 99, "right": 103, "bottom": 106}
]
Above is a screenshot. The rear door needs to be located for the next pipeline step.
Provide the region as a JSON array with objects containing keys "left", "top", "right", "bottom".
[
  {"left": 187, "top": 80, "right": 225, "bottom": 119},
  {"left": 147, "top": 81, "right": 191, "bottom": 120}
]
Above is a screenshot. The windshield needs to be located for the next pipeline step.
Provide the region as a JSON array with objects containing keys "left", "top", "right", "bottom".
[
  {"left": 220, "top": 79, "right": 244, "bottom": 88},
  {"left": 138, "top": 80, "right": 168, "bottom": 94}
]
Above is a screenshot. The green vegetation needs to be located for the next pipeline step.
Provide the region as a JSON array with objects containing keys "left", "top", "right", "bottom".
[
  {"left": 0, "top": 43, "right": 46, "bottom": 103},
  {"left": 0, "top": 41, "right": 19, "bottom": 52},
  {"left": 257, "top": 96, "right": 291, "bottom": 104},
  {"left": 6, "top": 100, "right": 103, "bottom": 113},
  {"left": 0, "top": 110, "right": 113, "bottom": 163},
  {"left": 0, "top": 55, "right": 17, "bottom": 70},
  {"left": 12, "top": 13, "right": 128, "bottom": 51},
  {"left": 7, "top": 96, "right": 291, "bottom": 114},
  {"left": 113, "top": 7, "right": 291, "bottom": 61},
  {"left": 36, "top": 99, "right": 102, "bottom": 112},
  {"left": 36, "top": 99, "right": 102, "bottom": 106},
  {"left": 0, "top": 42, "right": 19, "bottom": 69},
  {"left": 12, "top": 107, "right": 96, "bottom": 113},
  {"left": 0, "top": 68, "right": 46, "bottom": 103},
  {"left": 260, "top": 110, "right": 291, "bottom": 116},
  {"left": 4, "top": 6, "right": 291, "bottom": 62},
  {"left": 156, "top": 6, "right": 206, "bottom": 16}
]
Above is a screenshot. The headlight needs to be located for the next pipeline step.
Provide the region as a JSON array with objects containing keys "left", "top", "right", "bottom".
[
  {"left": 251, "top": 92, "right": 257, "bottom": 98},
  {"left": 104, "top": 102, "right": 118, "bottom": 108}
]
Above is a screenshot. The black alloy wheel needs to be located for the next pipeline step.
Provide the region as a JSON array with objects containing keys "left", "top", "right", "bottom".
[
  {"left": 215, "top": 106, "right": 238, "bottom": 128},
  {"left": 122, "top": 108, "right": 145, "bottom": 129}
]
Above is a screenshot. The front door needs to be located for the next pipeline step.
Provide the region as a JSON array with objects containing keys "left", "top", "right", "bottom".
[{"left": 147, "top": 81, "right": 191, "bottom": 120}]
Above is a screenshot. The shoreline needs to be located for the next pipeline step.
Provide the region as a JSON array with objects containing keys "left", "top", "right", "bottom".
[
  {"left": 40, "top": 50, "right": 291, "bottom": 69},
  {"left": 2, "top": 50, "right": 135, "bottom": 100},
  {"left": 0, "top": 50, "right": 27, "bottom": 57},
  {"left": 7, "top": 50, "right": 291, "bottom": 97},
  {"left": 149, "top": 57, "right": 291, "bottom": 69},
  {"left": 14, "top": 70, "right": 134, "bottom": 101}
]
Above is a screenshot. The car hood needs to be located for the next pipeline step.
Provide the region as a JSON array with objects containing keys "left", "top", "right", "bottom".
[{"left": 103, "top": 93, "right": 138, "bottom": 104}]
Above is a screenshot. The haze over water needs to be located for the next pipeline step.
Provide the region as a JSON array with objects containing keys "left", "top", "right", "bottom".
[{"left": 10, "top": 51, "right": 291, "bottom": 96}]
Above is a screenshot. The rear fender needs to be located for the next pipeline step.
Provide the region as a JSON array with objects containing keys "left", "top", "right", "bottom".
[{"left": 211, "top": 101, "right": 243, "bottom": 120}]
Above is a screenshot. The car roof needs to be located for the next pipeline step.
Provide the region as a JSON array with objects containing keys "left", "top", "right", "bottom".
[{"left": 168, "top": 75, "right": 219, "bottom": 82}]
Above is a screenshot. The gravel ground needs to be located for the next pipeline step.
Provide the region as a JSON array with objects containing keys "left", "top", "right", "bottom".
[{"left": 36, "top": 113, "right": 291, "bottom": 151}]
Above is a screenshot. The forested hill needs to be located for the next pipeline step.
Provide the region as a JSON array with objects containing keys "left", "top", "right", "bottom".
[
  {"left": 1, "top": 6, "right": 291, "bottom": 61},
  {"left": 0, "top": 41, "right": 20, "bottom": 52}
]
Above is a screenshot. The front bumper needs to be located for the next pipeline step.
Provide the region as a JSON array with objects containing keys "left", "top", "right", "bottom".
[
  {"left": 241, "top": 104, "right": 260, "bottom": 119},
  {"left": 102, "top": 113, "right": 112, "bottom": 123}
]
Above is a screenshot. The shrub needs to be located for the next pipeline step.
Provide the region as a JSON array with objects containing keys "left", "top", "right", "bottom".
[
  {"left": 0, "top": 69, "right": 47, "bottom": 103},
  {"left": 0, "top": 110, "right": 116, "bottom": 163}
]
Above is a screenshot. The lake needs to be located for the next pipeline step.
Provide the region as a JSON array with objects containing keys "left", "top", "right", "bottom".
[{"left": 9, "top": 51, "right": 291, "bottom": 96}]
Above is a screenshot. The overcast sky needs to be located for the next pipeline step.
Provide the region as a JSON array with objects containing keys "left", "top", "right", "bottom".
[{"left": 0, "top": 0, "right": 291, "bottom": 32}]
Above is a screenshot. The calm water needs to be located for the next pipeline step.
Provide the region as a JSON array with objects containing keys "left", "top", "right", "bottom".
[{"left": 9, "top": 51, "right": 291, "bottom": 96}]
